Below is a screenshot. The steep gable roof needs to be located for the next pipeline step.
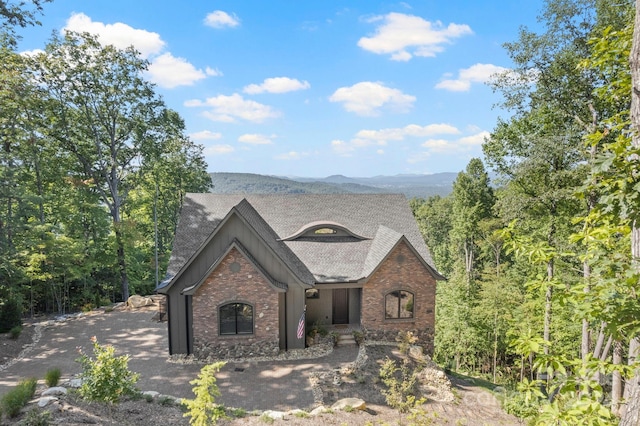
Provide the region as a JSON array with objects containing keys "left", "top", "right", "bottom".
[{"left": 164, "top": 193, "right": 444, "bottom": 287}]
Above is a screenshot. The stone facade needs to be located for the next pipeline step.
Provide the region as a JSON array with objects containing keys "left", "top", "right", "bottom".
[
  {"left": 360, "top": 241, "right": 436, "bottom": 354},
  {"left": 192, "top": 247, "right": 280, "bottom": 359}
]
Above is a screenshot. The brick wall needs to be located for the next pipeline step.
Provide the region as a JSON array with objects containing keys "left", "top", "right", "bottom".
[
  {"left": 361, "top": 240, "right": 436, "bottom": 354},
  {"left": 192, "top": 247, "right": 280, "bottom": 358}
]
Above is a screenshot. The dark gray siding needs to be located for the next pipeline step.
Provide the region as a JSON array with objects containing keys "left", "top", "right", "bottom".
[{"left": 165, "top": 212, "right": 305, "bottom": 354}]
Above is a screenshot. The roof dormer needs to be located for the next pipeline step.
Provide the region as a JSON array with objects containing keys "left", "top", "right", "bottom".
[{"left": 280, "top": 221, "right": 370, "bottom": 242}]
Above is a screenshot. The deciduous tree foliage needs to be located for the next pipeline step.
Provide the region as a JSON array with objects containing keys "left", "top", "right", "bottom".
[{"left": 1, "top": 16, "right": 210, "bottom": 314}]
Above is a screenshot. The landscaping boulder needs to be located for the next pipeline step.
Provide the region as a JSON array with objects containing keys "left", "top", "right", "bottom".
[
  {"left": 42, "top": 387, "right": 67, "bottom": 396},
  {"left": 127, "top": 295, "right": 153, "bottom": 308},
  {"left": 331, "top": 397, "right": 366, "bottom": 411}
]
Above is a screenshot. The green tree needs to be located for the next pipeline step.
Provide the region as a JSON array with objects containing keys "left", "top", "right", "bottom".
[{"left": 32, "top": 31, "right": 190, "bottom": 301}]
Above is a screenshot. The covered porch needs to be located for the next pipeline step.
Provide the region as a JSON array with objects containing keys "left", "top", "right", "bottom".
[{"left": 304, "top": 286, "right": 362, "bottom": 329}]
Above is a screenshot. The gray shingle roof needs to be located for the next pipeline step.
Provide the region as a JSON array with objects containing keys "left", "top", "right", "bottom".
[{"left": 165, "top": 193, "right": 443, "bottom": 286}]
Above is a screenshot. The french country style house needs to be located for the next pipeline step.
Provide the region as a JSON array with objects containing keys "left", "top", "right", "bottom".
[{"left": 157, "top": 193, "right": 444, "bottom": 358}]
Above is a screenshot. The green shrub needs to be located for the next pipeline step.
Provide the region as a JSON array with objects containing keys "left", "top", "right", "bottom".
[
  {"left": 379, "top": 357, "right": 425, "bottom": 413},
  {"left": 76, "top": 336, "right": 139, "bottom": 404},
  {"left": 44, "top": 368, "right": 61, "bottom": 387},
  {"left": 0, "top": 297, "right": 22, "bottom": 333},
  {"left": 182, "top": 361, "right": 227, "bottom": 426},
  {"left": 9, "top": 325, "right": 22, "bottom": 340},
  {"left": 18, "top": 408, "right": 51, "bottom": 426},
  {"left": 230, "top": 407, "right": 247, "bottom": 418},
  {"left": 501, "top": 389, "right": 540, "bottom": 420},
  {"left": 0, "top": 378, "right": 37, "bottom": 418}
]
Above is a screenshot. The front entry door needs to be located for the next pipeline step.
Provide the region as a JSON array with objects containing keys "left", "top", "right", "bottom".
[{"left": 332, "top": 289, "right": 349, "bottom": 324}]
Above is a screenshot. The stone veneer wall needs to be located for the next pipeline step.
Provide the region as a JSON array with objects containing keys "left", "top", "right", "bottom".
[
  {"left": 360, "top": 241, "right": 436, "bottom": 354},
  {"left": 192, "top": 247, "right": 280, "bottom": 359}
]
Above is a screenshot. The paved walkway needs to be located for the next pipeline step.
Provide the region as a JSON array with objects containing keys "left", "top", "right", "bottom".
[{"left": 0, "top": 308, "right": 358, "bottom": 411}]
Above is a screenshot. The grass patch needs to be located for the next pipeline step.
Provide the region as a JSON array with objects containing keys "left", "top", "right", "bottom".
[
  {"left": 259, "top": 413, "right": 275, "bottom": 424},
  {"left": 0, "top": 378, "right": 37, "bottom": 418},
  {"left": 230, "top": 407, "right": 247, "bottom": 418},
  {"left": 447, "top": 370, "right": 498, "bottom": 392},
  {"left": 45, "top": 368, "right": 61, "bottom": 387},
  {"left": 9, "top": 325, "right": 22, "bottom": 340}
]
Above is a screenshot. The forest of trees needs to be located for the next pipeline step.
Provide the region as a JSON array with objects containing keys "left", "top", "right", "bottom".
[
  {"left": 0, "top": 1, "right": 211, "bottom": 319},
  {"left": 2, "top": 0, "right": 640, "bottom": 423},
  {"left": 411, "top": 0, "right": 640, "bottom": 423}
]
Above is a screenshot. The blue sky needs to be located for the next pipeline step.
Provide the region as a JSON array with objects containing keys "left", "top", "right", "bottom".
[{"left": 18, "top": 1, "right": 543, "bottom": 177}]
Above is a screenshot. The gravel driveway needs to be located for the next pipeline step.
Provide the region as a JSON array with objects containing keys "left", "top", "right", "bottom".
[{"left": 0, "top": 307, "right": 358, "bottom": 411}]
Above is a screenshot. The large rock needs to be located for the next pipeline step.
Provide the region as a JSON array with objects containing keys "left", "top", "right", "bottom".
[
  {"left": 331, "top": 397, "right": 366, "bottom": 411},
  {"left": 42, "top": 387, "right": 67, "bottom": 396},
  {"left": 128, "top": 295, "right": 153, "bottom": 308},
  {"left": 414, "top": 356, "right": 455, "bottom": 402},
  {"left": 38, "top": 396, "right": 58, "bottom": 407},
  {"left": 262, "top": 410, "right": 286, "bottom": 420},
  {"left": 310, "top": 406, "right": 327, "bottom": 416}
]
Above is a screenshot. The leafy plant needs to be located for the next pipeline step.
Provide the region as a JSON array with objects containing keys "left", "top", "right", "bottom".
[
  {"left": 396, "top": 331, "right": 419, "bottom": 355},
  {"left": 0, "top": 297, "right": 22, "bottom": 333},
  {"left": 9, "top": 325, "right": 22, "bottom": 340},
  {"left": 182, "top": 361, "right": 227, "bottom": 426},
  {"left": 19, "top": 408, "right": 51, "bottom": 426},
  {"left": 0, "top": 378, "right": 37, "bottom": 418},
  {"left": 76, "top": 336, "right": 139, "bottom": 404},
  {"left": 378, "top": 357, "right": 425, "bottom": 413},
  {"left": 44, "top": 367, "right": 61, "bottom": 387}
]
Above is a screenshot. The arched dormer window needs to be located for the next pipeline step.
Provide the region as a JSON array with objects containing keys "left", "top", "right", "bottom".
[
  {"left": 385, "top": 290, "right": 414, "bottom": 319},
  {"left": 219, "top": 302, "right": 253, "bottom": 335},
  {"left": 280, "top": 221, "right": 369, "bottom": 241}
]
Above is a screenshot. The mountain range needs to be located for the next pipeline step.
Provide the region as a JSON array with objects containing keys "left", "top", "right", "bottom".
[{"left": 208, "top": 172, "right": 458, "bottom": 199}]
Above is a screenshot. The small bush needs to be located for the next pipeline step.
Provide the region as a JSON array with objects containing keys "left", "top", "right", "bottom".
[
  {"left": 0, "top": 378, "right": 37, "bottom": 418},
  {"left": 230, "top": 408, "right": 247, "bottom": 418},
  {"left": 183, "top": 361, "right": 227, "bottom": 425},
  {"left": 18, "top": 408, "right": 51, "bottom": 426},
  {"left": 0, "top": 297, "right": 22, "bottom": 333},
  {"left": 259, "top": 413, "right": 275, "bottom": 424},
  {"left": 44, "top": 368, "right": 61, "bottom": 387},
  {"left": 76, "top": 336, "right": 139, "bottom": 404},
  {"left": 9, "top": 325, "right": 22, "bottom": 340},
  {"left": 379, "top": 357, "right": 425, "bottom": 413}
]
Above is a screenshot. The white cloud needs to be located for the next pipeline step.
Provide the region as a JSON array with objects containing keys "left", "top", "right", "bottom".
[
  {"left": 206, "top": 67, "right": 223, "bottom": 76},
  {"left": 414, "top": 131, "right": 490, "bottom": 157},
  {"left": 190, "top": 130, "right": 222, "bottom": 141},
  {"left": 238, "top": 134, "right": 275, "bottom": 145},
  {"left": 185, "top": 93, "right": 280, "bottom": 123},
  {"left": 436, "top": 63, "right": 508, "bottom": 92},
  {"left": 331, "top": 140, "right": 356, "bottom": 157},
  {"left": 64, "top": 13, "right": 165, "bottom": 59},
  {"left": 274, "top": 151, "right": 309, "bottom": 160},
  {"left": 356, "top": 123, "right": 460, "bottom": 142},
  {"left": 204, "top": 11, "right": 240, "bottom": 28},
  {"left": 243, "top": 77, "right": 310, "bottom": 94},
  {"left": 204, "top": 144, "right": 234, "bottom": 155},
  {"left": 19, "top": 48, "right": 44, "bottom": 57},
  {"left": 332, "top": 122, "right": 461, "bottom": 156},
  {"left": 358, "top": 13, "right": 472, "bottom": 61},
  {"left": 329, "top": 81, "right": 415, "bottom": 116},
  {"left": 459, "top": 131, "right": 490, "bottom": 146},
  {"left": 63, "top": 13, "right": 220, "bottom": 89},
  {"left": 146, "top": 53, "right": 207, "bottom": 88}
]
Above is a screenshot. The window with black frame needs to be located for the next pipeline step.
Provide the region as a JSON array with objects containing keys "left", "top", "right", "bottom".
[
  {"left": 385, "top": 290, "right": 414, "bottom": 319},
  {"left": 219, "top": 303, "right": 253, "bottom": 335}
]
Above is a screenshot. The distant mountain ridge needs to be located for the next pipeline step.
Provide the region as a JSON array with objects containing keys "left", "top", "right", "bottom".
[{"left": 209, "top": 172, "right": 457, "bottom": 198}]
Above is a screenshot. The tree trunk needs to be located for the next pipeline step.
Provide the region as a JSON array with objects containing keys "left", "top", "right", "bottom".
[
  {"left": 543, "top": 258, "right": 553, "bottom": 355},
  {"left": 582, "top": 261, "right": 591, "bottom": 363},
  {"left": 612, "top": 340, "right": 623, "bottom": 416},
  {"left": 621, "top": 4, "right": 640, "bottom": 423}
]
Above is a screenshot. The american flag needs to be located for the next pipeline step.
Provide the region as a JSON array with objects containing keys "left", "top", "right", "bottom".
[{"left": 296, "top": 307, "right": 306, "bottom": 339}]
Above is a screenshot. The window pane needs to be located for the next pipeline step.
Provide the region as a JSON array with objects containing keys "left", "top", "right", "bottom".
[
  {"left": 219, "top": 304, "right": 237, "bottom": 334},
  {"left": 399, "top": 291, "right": 414, "bottom": 318},
  {"left": 236, "top": 304, "right": 253, "bottom": 334},
  {"left": 385, "top": 292, "right": 400, "bottom": 318}
]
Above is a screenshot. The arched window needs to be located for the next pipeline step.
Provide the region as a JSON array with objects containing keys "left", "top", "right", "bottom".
[
  {"left": 219, "top": 303, "right": 253, "bottom": 335},
  {"left": 385, "top": 290, "right": 414, "bottom": 319}
]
